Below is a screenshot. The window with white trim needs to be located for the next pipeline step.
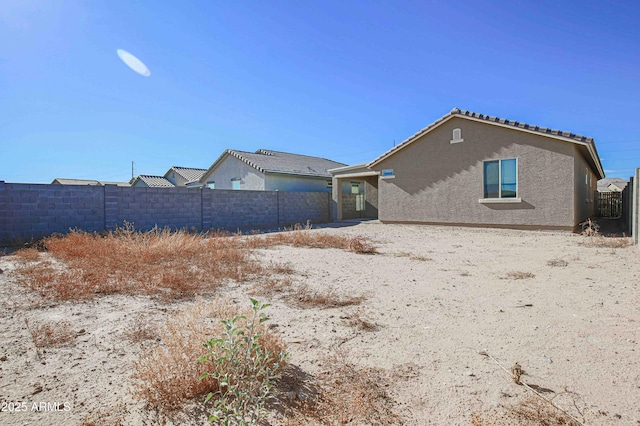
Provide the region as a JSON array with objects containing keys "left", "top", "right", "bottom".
[
  {"left": 231, "top": 178, "right": 241, "bottom": 190},
  {"left": 207, "top": 181, "right": 215, "bottom": 189},
  {"left": 483, "top": 159, "right": 517, "bottom": 199},
  {"left": 450, "top": 128, "right": 464, "bottom": 144}
]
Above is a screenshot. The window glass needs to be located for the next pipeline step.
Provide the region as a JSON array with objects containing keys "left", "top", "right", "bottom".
[
  {"left": 207, "top": 182, "right": 215, "bottom": 189},
  {"left": 501, "top": 159, "right": 517, "bottom": 198},
  {"left": 483, "top": 161, "right": 499, "bottom": 198},
  {"left": 232, "top": 180, "right": 240, "bottom": 190}
]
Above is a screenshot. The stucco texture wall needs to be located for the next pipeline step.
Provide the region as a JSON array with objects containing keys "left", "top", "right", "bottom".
[
  {"left": 202, "top": 156, "right": 265, "bottom": 190},
  {"left": 573, "top": 146, "right": 597, "bottom": 226},
  {"left": 373, "top": 117, "right": 578, "bottom": 229},
  {"left": 265, "top": 174, "right": 332, "bottom": 192}
]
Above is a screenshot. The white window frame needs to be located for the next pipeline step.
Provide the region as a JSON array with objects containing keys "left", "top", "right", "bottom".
[
  {"left": 479, "top": 158, "right": 521, "bottom": 203},
  {"left": 380, "top": 169, "right": 395, "bottom": 179},
  {"left": 450, "top": 128, "right": 464, "bottom": 144}
]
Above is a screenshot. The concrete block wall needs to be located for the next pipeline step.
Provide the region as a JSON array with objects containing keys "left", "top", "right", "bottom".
[
  {"left": 208, "top": 190, "right": 278, "bottom": 230},
  {"left": 1, "top": 182, "right": 105, "bottom": 242},
  {"left": 106, "top": 186, "right": 202, "bottom": 231},
  {"left": 278, "top": 191, "right": 331, "bottom": 225},
  {"left": 0, "top": 182, "right": 332, "bottom": 243}
]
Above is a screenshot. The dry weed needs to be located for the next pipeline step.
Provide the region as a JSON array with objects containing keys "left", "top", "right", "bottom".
[
  {"left": 125, "top": 316, "right": 159, "bottom": 343},
  {"left": 13, "top": 248, "right": 41, "bottom": 262},
  {"left": 471, "top": 395, "right": 581, "bottom": 426},
  {"left": 344, "top": 309, "right": 378, "bottom": 331},
  {"left": 579, "top": 218, "right": 600, "bottom": 237},
  {"left": 278, "top": 355, "right": 400, "bottom": 425},
  {"left": 13, "top": 227, "right": 264, "bottom": 302},
  {"left": 547, "top": 259, "right": 568, "bottom": 267},
  {"left": 26, "top": 319, "right": 75, "bottom": 348},
  {"left": 503, "top": 271, "right": 535, "bottom": 280},
  {"left": 347, "top": 236, "right": 377, "bottom": 254},
  {"left": 249, "top": 277, "right": 295, "bottom": 298},
  {"left": 132, "top": 298, "right": 286, "bottom": 412},
  {"left": 290, "top": 284, "right": 364, "bottom": 309},
  {"left": 580, "top": 236, "right": 633, "bottom": 249},
  {"left": 511, "top": 362, "right": 525, "bottom": 385}
]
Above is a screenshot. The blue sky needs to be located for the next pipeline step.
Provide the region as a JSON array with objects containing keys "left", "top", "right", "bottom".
[{"left": 2, "top": 0, "right": 639, "bottom": 183}]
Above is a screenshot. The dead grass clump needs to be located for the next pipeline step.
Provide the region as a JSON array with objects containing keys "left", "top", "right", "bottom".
[
  {"left": 26, "top": 319, "right": 75, "bottom": 348},
  {"left": 547, "top": 258, "right": 568, "bottom": 267},
  {"left": 13, "top": 248, "right": 41, "bottom": 262},
  {"left": 344, "top": 309, "right": 378, "bottom": 331},
  {"left": 132, "top": 299, "right": 286, "bottom": 412},
  {"left": 279, "top": 355, "right": 400, "bottom": 425},
  {"left": 580, "top": 236, "right": 633, "bottom": 249},
  {"left": 13, "top": 227, "right": 264, "bottom": 301},
  {"left": 249, "top": 277, "right": 295, "bottom": 298},
  {"left": 347, "top": 236, "right": 377, "bottom": 254},
  {"left": 471, "top": 396, "right": 581, "bottom": 426},
  {"left": 246, "top": 224, "right": 374, "bottom": 253},
  {"left": 291, "top": 284, "right": 364, "bottom": 309},
  {"left": 125, "top": 316, "right": 159, "bottom": 343},
  {"left": 504, "top": 271, "right": 535, "bottom": 280},
  {"left": 579, "top": 218, "right": 600, "bottom": 237}
]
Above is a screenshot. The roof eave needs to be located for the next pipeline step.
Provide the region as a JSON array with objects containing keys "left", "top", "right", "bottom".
[{"left": 367, "top": 111, "right": 605, "bottom": 179}]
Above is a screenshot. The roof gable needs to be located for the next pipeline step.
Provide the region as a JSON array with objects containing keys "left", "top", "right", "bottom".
[
  {"left": 165, "top": 166, "right": 207, "bottom": 183},
  {"left": 133, "top": 175, "right": 175, "bottom": 187},
  {"left": 368, "top": 108, "right": 604, "bottom": 179},
  {"left": 200, "top": 149, "right": 347, "bottom": 183}
]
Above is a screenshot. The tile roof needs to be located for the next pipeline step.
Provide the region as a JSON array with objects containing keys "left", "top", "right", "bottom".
[
  {"left": 451, "top": 108, "right": 593, "bottom": 142},
  {"left": 368, "top": 108, "right": 604, "bottom": 178},
  {"left": 135, "top": 175, "right": 175, "bottom": 187},
  {"left": 168, "top": 166, "right": 207, "bottom": 183},
  {"left": 52, "top": 178, "right": 130, "bottom": 186},
  {"left": 204, "top": 149, "right": 347, "bottom": 180}
]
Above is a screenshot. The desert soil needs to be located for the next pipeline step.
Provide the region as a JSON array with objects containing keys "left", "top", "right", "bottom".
[{"left": 0, "top": 222, "right": 639, "bottom": 425}]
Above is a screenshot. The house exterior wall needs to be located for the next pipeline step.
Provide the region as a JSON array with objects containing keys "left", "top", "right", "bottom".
[
  {"left": 202, "top": 156, "right": 265, "bottom": 190},
  {"left": 265, "top": 174, "right": 332, "bottom": 192},
  {"left": 372, "top": 117, "right": 577, "bottom": 229},
  {"left": 364, "top": 176, "right": 378, "bottom": 218},
  {"left": 166, "top": 171, "right": 187, "bottom": 187},
  {"left": 132, "top": 180, "right": 149, "bottom": 188},
  {"left": 573, "top": 146, "right": 597, "bottom": 226}
]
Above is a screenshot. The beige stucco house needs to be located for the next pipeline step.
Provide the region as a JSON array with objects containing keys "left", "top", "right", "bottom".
[
  {"left": 130, "top": 166, "right": 207, "bottom": 188},
  {"left": 331, "top": 108, "right": 605, "bottom": 231},
  {"left": 198, "top": 149, "right": 347, "bottom": 192}
]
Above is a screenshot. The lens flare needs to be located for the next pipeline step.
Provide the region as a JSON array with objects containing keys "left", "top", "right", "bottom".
[{"left": 117, "top": 49, "right": 151, "bottom": 77}]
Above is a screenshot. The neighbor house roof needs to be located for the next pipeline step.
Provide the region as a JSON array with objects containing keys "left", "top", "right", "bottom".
[
  {"left": 131, "top": 175, "right": 175, "bottom": 187},
  {"left": 164, "top": 166, "right": 207, "bottom": 183},
  {"left": 368, "top": 108, "right": 605, "bottom": 179},
  {"left": 200, "top": 149, "right": 347, "bottom": 183},
  {"left": 597, "top": 178, "right": 628, "bottom": 192},
  {"left": 52, "top": 178, "right": 130, "bottom": 186}
]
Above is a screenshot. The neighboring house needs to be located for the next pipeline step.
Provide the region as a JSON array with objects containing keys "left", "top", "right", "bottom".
[
  {"left": 199, "top": 149, "right": 347, "bottom": 192},
  {"left": 52, "top": 178, "right": 130, "bottom": 186},
  {"left": 331, "top": 108, "right": 605, "bottom": 231},
  {"left": 129, "top": 166, "right": 207, "bottom": 188},
  {"left": 130, "top": 175, "right": 175, "bottom": 188},
  {"left": 164, "top": 166, "right": 207, "bottom": 187},
  {"left": 597, "top": 178, "right": 628, "bottom": 193}
]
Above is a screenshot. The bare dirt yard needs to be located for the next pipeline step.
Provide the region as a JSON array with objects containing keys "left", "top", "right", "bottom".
[{"left": 0, "top": 222, "right": 638, "bottom": 425}]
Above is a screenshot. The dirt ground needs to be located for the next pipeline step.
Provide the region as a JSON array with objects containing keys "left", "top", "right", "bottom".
[{"left": 0, "top": 222, "right": 639, "bottom": 425}]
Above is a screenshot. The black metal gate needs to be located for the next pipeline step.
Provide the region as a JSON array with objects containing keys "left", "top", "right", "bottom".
[{"left": 596, "top": 191, "right": 623, "bottom": 218}]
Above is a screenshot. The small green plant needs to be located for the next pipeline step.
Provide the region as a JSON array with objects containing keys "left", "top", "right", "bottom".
[{"left": 198, "top": 298, "right": 288, "bottom": 425}]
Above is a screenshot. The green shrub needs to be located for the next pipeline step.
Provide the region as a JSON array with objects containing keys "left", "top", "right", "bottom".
[{"left": 198, "top": 298, "right": 288, "bottom": 425}]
